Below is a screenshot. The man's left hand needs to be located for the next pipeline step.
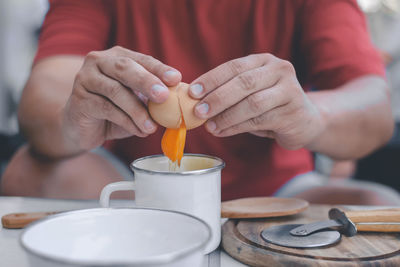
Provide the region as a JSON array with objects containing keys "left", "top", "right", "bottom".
[{"left": 189, "top": 53, "right": 324, "bottom": 150}]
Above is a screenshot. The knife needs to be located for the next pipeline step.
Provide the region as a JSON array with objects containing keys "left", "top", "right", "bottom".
[{"left": 290, "top": 208, "right": 400, "bottom": 237}]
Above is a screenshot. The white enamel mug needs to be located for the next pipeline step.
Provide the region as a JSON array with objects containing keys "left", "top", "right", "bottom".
[{"left": 100, "top": 154, "right": 225, "bottom": 254}]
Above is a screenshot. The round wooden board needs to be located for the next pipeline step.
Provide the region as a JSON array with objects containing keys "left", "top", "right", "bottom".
[
  {"left": 221, "top": 197, "right": 309, "bottom": 218},
  {"left": 222, "top": 205, "right": 400, "bottom": 266}
]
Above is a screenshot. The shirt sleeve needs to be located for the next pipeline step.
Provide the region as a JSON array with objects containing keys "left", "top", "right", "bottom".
[
  {"left": 298, "top": 0, "right": 385, "bottom": 89},
  {"left": 34, "top": 0, "right": 112, "bottom": 64}
]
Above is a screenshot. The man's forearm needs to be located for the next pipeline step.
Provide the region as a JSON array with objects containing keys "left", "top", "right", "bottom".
[
  {"left": 18, "top": 56, "right": 84, "bottom": 158},
  {"left": 306, "top": 75, "right": 394, "bottom": 160}
]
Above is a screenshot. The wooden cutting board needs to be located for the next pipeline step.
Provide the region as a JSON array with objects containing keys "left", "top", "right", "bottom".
[{"left": 222, "top": 205, "right": 400, "bottom": 266}]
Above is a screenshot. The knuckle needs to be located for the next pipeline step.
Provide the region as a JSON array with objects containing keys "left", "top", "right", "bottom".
[
  {"left": 217, "top": 111, "right": 232, "bottom": 127},
  {"left": 99, "top": 98, "right": 113, "bottom": 115},
  {"left": 127, "top": 104, "right": 143, "bottom": 121},
  {"left": 86, "top": 51, "right": 101, "bottom": 61},
  {"left": 144, "top": 54, "right": 156, "bottom": 63},
  {"left": 280, "top": 78, "right": 300, "bottom": 98},
  {"left": 114, "top": 57, "right": 131, "bottom": 71},
  {"left": 249, "top": 116, "right": 263, "bottom": 129},
  {"left": 201, "top": 74, "right": 221, "bottom": 89},
  {"left": 74, "top": 71, "right": 91, "bottom": 91},
  {"left": 71, "top": 83, "right": 86, "bottom": 99},
  {"left": 279, "top": 60, "right": 295, "bottom": 74},
  {"left": 237, "top": 72, "right": 256, "bottom": 91},
  {"left": 141, "top": 55, "right": 164, "bottom": 73},
  {"left": 111, "top": 45, "right": 124, "bottom": 52},
  {"left": 262, "top": 53, "right": 274, "bottom": 61},
  {"left": 212, "top": 90, "right": 224, "bottom": 107},
  {"left": 247, "top": 93, "right": 265, "bottom": 113},
  {"left": 74, "top": 71, "right": 84, "bottom": 83},
  {"left": 134, "top": 70, "right": 147, "bottom": 86},
  {"left": 107, "top": 82, "right": 122, "bottom": 99},
  {"left": 121, "top": 115, "right": 134, "bottom": 128},
  {"left": 138, "top": 54, "right": 156, "bottom": 65},
  {"left": 228, "top": 58, "right": 248, "bottom": 74},
  {"left": 247, "top": 53, "right": 274, "bottom": 66}
]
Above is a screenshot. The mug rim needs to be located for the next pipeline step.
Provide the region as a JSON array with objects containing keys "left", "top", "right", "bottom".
[
  {"left": 130, "top": 153, "right": 225, "bottom": 176},
  {"left": 20, "top": 207, "right": 212, "bottom": 266}
]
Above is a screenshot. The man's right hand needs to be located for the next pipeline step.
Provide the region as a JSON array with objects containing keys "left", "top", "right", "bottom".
[{"left": 62, "top": 46, "right": 182, "bottom": 153}]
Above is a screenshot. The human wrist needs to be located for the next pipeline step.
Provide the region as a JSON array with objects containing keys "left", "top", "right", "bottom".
[
  {"left": 303, "top": 92, "right": 330, "bottom": 152},
  {"left": 59, "top": 105, "right": 88, "bottom": 156}
]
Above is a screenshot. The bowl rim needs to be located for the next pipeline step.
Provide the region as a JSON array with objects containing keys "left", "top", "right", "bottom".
[
  {"left": 20, "top": 207, "right": 212, "bottom": 266},
  {"left": 130, "top": 153, "right": 225, "bottom": 176}
]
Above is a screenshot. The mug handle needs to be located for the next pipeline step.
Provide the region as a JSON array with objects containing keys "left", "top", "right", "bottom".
[{"left": 99, "top": 181, "right": 136, "bottom": 207}]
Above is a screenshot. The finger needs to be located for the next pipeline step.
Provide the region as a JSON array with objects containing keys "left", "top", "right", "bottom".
[
  {"left": 98, "top": 55, "right": 170, "bottom": 103},
  {"left": 84, "top": 90, "right": 148, "bottom": 138},
  {"left": 107, "top": 46, "right": 182, "bottom": 86},
  {"left": 206, "top": 86, "right": 288, "bottom": 133},
  {"left": 134, "top": 91, "right": 149, "bottom": 105},
  {"left": 87, "top": 52, "right": 169, "bottom": 103},
  {"left": 194, "top": 64, "right": 282, "bottom": 120},
  {"left": 106, "top": 124, "right": 134, "bottom": 140},
  {"left": 82, "top": 68, "right": 157, "bottom": 134},
  {"left": 250, "top": 130, "right": 275, "bottom": 138},
  {"left": 213, "top": 108, "right": 282, "bottom": 137},
  {"left": 189, "top": 53, "right": 276, "bottom": 99}
]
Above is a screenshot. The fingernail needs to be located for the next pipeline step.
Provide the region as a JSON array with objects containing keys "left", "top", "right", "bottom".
[
  {"left": 163, "top": 70, "right": 180, "bottom": 83},
  {"left": 151, "top": 84, "right": 168, "bottom": 97},
  {"left": 190, "top": 84, "right": 203, "bottom": 97},
  {"left": 144, "top": 120, "right": 156, "bottom": 132},
  {"left": 206, "top": 120, "right": 216, "bottom": 132},
  {"left": 195, "top": 102, "right": 209, "bottom": 115}
]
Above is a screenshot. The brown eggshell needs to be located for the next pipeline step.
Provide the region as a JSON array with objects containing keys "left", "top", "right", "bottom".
[
  {"left": 148, "top": 84, "right": 182, "bottom": 129},
  {"left": 148, "top": 82, "right": 206, "bottom": 130}
]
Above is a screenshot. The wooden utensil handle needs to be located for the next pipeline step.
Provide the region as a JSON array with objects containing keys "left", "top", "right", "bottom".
[
  {"left": 356, "top": 223, "right": 400, "bottom": 232},
  {"left": 345, "top": 209, "right": 400, "bottom": 223},
  {"left": 1, "top": 212, "right": 58, "bottom": 229}
]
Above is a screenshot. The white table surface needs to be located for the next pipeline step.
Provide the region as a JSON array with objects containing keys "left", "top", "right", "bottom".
[{"left": 0, "top": 196, "right": 247, "bottom": 267}]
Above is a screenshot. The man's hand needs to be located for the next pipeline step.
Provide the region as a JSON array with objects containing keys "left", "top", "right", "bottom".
[
  {"left": 189, "top": 54, "right": 393, "bottom": 159},
  {"left": 62, "top": 46, "right": 182, "bottom": 152},
  {"left": 189, "top": 53, "right": 324, "bottom": 150}
]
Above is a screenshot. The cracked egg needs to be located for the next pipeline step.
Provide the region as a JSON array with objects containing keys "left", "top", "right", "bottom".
[{"left": 148, "top": 82, "right": 206, "bottom": 130}]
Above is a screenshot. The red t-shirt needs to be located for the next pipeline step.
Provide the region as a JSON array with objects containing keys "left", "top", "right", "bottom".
[{"left": 35, "top": 0, "right": 384, "bottom": 200}]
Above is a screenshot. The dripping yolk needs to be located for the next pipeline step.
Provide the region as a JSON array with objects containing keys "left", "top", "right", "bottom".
[{"left": 161, "top": 117, "right": 187, "bottom": 166}]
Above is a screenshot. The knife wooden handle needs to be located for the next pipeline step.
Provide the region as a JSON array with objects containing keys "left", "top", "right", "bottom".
[
  {"left": 1, "top": 212, "right": 58, "bottom": 229},
  {"left": 356, "top": 223, "right": 400, "bottom": 232},
  {"left": 345, "top": 208, "right": 400, "bottom": 223}
]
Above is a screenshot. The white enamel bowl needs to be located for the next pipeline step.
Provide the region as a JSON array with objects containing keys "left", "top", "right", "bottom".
[{"left": 20, "top": 208, "right": 211, "bottom": 267}]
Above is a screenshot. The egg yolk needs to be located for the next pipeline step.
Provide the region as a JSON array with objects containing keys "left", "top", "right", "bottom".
[{"left": 161, "top": 118, "right": 187, "bottom": 166}]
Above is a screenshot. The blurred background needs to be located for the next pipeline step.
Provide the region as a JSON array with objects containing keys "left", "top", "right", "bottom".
[
  {"left": 0, "top": 0, "right": 47, "bottom": 175},
  {"left": 0, "top": 0, "right": 399, "bottom": 193}
]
